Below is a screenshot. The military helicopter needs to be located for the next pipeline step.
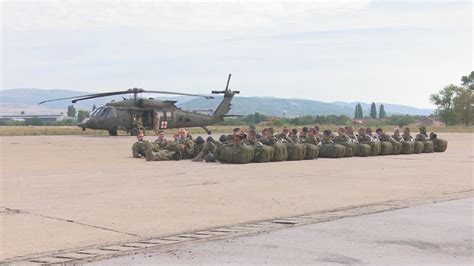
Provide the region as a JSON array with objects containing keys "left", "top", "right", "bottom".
[{"left": 39, "top": 74, "right": 240, "bottom": 135}]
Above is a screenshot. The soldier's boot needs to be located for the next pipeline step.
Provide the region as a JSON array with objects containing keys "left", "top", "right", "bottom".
[
  {"left": 145, "top": 147, "right": 156, "bottom": 161},
  {"left": 192, "top": 151, "right": 204, "bottom": 162},
  {"left": 171, "top": 151, "right": 182, "bottom": 161},
  {"left": 204, "top": 153, "right": 216, "bottom": 163}
]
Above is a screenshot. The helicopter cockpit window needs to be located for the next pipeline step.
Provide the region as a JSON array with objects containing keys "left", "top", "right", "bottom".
[
  {"left": 100, "top": 107, "right": 111, "bottom": 117},
  {"left": 90, "top": 108, "right": 103, "bottom": 117}
]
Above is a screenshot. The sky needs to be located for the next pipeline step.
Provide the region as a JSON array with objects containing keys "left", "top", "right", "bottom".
[{"left": 1, "top": 0, "right": 472, "bottom": 108}]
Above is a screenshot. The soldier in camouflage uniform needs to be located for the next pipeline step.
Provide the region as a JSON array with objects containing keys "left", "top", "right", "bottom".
[
  {"left": 320, "top": 130, "right": 334, "bottom": 144},
  {"left": 357, "top": 128, "right": 373, "bottom": 143},
  {"left": 365, "top": 128, "right": 379, "bottom": 141},
  {"left": 132, "top": 133, "right": 148, "bottom": 158},
  {"left": 402, "top": 127, "right": 414, "bottom": 141},
  {"left": 375, "top": 128, "right": 392, "bottom": 142},
  {"left": 415, "top": 126, "right": 429, "bottom": 141},
  {"left": 276, "top": 127, "right": 292, "bottom": 143},
  {"left": 261, "top": 127, "right": 279, "bottom": 146},
  {"left": 391, "top": 128, "right": 403, "bottom": 142},
  {"left": 145, "top": 143, "right": 181, "bottom": 161},
  {"left": 174, "top": 128, "right": 195, "bottom": 159},
  {"left": 301, "top": 128, "right": 320, "bottom": 145},
  {"left": 244, "top": 129, "right": 260, "bottom": 145},
  {"left": 192, "top": 136, "right": 220, "bottom": 162},
  {"left": 345, "top": 126, "right": 358, "bottom": 143},
  {"left": 299, "top": 127, "right": 309, "bottom": 142},
  {"left": 289, "top": 128, "right": 299, "bottom": 143},
  {"left": 333, "top": 127, "right": 351, "bottom": 143},
  {"left": 153, "top": 130, "right": 168, "bottom": 148}
]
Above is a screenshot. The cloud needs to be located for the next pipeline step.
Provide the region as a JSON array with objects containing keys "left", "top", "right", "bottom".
[{"left": 2, "top": 0, "right": 371, "bottom": 32}]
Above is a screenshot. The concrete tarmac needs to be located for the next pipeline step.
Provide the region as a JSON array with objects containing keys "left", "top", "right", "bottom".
[
  {"left": 1, "top": 133, "right": 473, "bottom": 261},
  {"left": 93, "top": 198, "right": 474, "bottom": 265}
]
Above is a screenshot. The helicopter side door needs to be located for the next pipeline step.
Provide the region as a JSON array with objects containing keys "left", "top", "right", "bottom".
[{"left": 154, "top": 109, "right": 174, "bottom": 130}]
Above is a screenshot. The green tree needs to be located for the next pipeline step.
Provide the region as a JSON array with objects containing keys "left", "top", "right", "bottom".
[
  {"left": 67, "top": 105, "right": 77, "bottom": 118},
  {"left": 453, "top": 87, "right": 473, "bottom": 126},
  {"left": 461, "top": 71, "right": 474, "bottom": 90},
  {"left": 430, "top": 84, "right": 459, "bottom": 126},
  {"left": 354, "top": 104, "right": 363, "bottom": 119},
  {"left": 387, "top": 115, "right": 416, "bottom": 127},
  {"left": 24, "top": 117, "right": 44, "bottom": 126},
  {"left": 370, "top": 102, "right": 377, "bottom": 119},
  {"left": 77, "top": 110, "right": 90, "bottom": 122},
  {"left": 379, "top": 104, "right": 387, "bottom": 119}
]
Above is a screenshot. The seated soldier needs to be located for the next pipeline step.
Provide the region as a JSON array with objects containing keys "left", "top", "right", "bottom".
[
  {"left": 345, "top": 126, "right": 358, "bottom": 143},
  {"left": 226, "top": 127, "right": 241, "bottom": 143},
  {"left": 365, "top": 128, "right": 378, "bottom": 141},
  {"left": 231, "top": 128, "right": 246, "bottom": 145},
  {"left": 145, "top": 145, "right": 181, "bottom": 161},
  {"left": 415, "top": 126, "right": 429, "bottom": 141},
  {"left": 314, "top": 126, "right": 323, "bottom": 141},
  {"left": 132, "top": 133, "right": 148, "bottom": 158},
  {"left": 302, "top": 128, "right": 320, "bottom": 145},
  {"left": 289, "top": 128, "right": 299, "bottom": 143},
  {"left": 175, "top": 128, "right": 195, "bottom": 159},
  {"left": 261, "top": 127, "right": 278, "bottom": 146},
  {"left": 333, "top": 127, "right": 350, "bottom": 143},
  {"left": 192, "top": 136, "right": 219, "bottom": 162},
  {"left": 276, "top": 127, "right": 292, "bottom": 143},
  {"left": 392, "top": 128, "right": 403, "bottom": 142},
  {"left": 244, "top": 129, "right": 261, "bottom": 146},
  {"left": 320, "top": 129, "right": 334, "bottom": 144},
  {"left": 402, "top": 127, "right": 414, "bottom": 141},
  {"left": 357, "top": 127, "right": 373, "bottom": 143},
  {"left": 300, "top": 127, "right": 309, "bottom": 141},
  {"left": 320, "top": 129, "right": 335, "bottom": 144},
  {"left": 375, "top": 128, "right": 392, "bottom": 142},
  {"left": 153, "top": 130, "right": 168, "bottom": 148},
  {"left": 219, "top": 134, "right": 228, "bottom": 143}
]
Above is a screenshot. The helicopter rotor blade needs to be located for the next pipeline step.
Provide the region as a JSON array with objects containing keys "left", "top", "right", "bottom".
[
  {"left": 225, "top": 73, "right": 231, "bottom": 90},
  {"left": 38, "top": 90, "right": 138, "bottom": 105},
  {"left": 143, "top": 90, "right": 214, "bottom": 100}
]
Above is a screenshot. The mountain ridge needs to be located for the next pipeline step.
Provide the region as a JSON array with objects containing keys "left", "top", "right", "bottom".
[{"left": 0, "top": 88, "right": 434, "bottom": 116}]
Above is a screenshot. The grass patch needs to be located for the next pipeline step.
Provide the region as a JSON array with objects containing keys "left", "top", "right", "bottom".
[{"left": 0, "top": 125, "right": 472, "bottom": 136}]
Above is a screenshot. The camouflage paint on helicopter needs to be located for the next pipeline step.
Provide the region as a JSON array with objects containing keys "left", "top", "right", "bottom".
[{"left": 39, "top": 74, "right": 240, "bottom": 135}]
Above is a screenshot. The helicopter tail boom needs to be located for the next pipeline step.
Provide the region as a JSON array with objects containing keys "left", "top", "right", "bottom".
[{"left": 211, "top": 74, "right": 240, "bottom": 120}]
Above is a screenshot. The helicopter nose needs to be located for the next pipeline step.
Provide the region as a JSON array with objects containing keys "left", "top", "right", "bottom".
[{"left": 78, "top": 117, "right": 90, "bottom": 129}]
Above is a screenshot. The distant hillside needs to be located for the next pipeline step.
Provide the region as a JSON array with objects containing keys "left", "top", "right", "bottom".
[
  {"left": 0, "top": 88, "right": 434, "bottom": 116},
  {"left": 331, "top": 102, "right": 434, "bottom": 116}
]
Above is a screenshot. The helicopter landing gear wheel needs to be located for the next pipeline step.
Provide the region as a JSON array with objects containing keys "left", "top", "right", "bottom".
[
  {"left": 130, "top": 127, "right": 141, "bottom": 136},
  {"left": 108, "top": 129, "right": 118, "bottom": 136}
]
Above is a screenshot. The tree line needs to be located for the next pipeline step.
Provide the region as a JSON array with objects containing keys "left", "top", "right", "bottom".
[
  {"left": 430, "top": 71, "right": 473, "bottom": 126},
  {"left": 354, "top": 102, "right": 386, "bottom": 119}
]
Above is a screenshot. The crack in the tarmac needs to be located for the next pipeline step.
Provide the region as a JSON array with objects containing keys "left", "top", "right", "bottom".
[{"left": 5, "top": 207, "right": 141, "bottom": 237}]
